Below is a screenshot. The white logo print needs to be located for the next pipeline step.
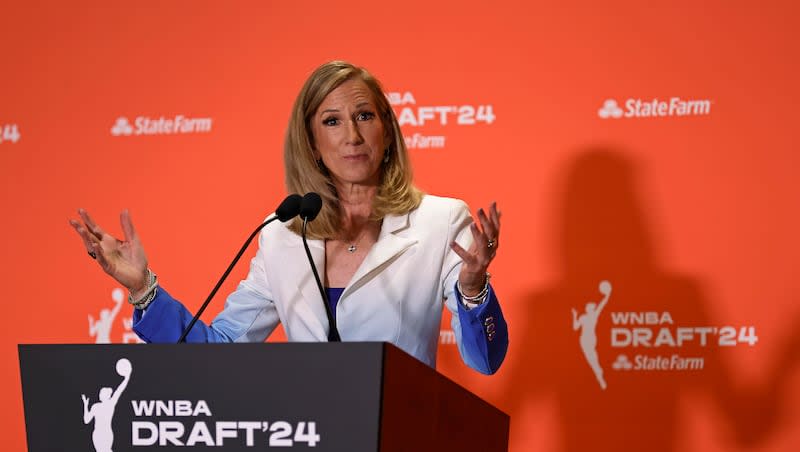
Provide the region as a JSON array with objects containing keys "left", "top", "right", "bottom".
[
  {"left": 598, "top": 100, "right": 623, "bottom": 119},
  {"left": 111, "top": 115, "right": 213, "bottom": 136},
  {"left": 387, "top": 91, "right": 496, "bottom": 150},
  {"left": 122, "top": 316, "right": 145, "bottom": 344},
  {"left": 111, "top": 117, "right": 133, "bottom": 136},
  {"left": 0, "top": 123, "right": 22, "bottom": 143},
  {"left": 572, "top": 280, "right": 612, "bottom": 390},
  {"left": 82, "top": 358, "right": 132, "bottom": 452},
  {"left": 598, "top": 97, "right": 712, "bottom": 119},
  {"left": 89, "top": 289, "right": 124, "bottom": 344},
  {"left": 612, "top": 354, "right": 633, "bottom": 370}
]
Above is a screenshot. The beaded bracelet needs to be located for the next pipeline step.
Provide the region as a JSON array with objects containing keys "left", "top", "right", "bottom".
[
  {"left": 128, "top": 269, "right": 158, "bottom": 310},
  {"left": 457, "top": 272, "right": 491, "bottom": 304}
]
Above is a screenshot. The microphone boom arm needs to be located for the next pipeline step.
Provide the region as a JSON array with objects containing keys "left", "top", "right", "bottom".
[
  {"left": 301, "top": 218, "right": 341, "bottom": 342},
  {"left": 177, "top": 216, "right": 279, "bottom": 343}
]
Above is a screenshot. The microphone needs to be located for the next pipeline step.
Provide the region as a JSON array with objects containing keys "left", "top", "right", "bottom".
[
  {"left": 299, "top": 192, "right": 322, "bottom": 221},
  {"left": 177, "top": 194, "right": 302, "bottom": 343},
  {"left": 299, "top": 192, "right": 341, "bottom": 342},
  {"left": 276, "top": 194, "right": 303, "bottom": 222}
]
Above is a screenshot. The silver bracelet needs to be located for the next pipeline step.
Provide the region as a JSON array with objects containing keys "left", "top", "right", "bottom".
[
  {"left": 128, "top": 269, "right": 158, "bottom": 310},
  {"left": 457, "top": 272, "right": 491, "bottom": 303}
]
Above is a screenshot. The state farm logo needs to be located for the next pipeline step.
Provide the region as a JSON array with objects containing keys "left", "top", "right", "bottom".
[
  {"left": 111, "top": 115, "right": 213, "bottom": 136},
  {"left": 110, "top": 118, "right": 133, "bottom": 136},
  {"left": 597, "top": 100, "right": 623, "bottom": 119},
  {"left": 598, "top": 97, "right": 712, "bottom": 119},
  {"left": 611, "top": 354, "right": 633, "bottom": 370}
]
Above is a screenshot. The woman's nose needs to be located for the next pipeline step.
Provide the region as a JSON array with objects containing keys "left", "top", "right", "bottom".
[{"left": 346, "top": 120, "right": 364, "bottom": 145}]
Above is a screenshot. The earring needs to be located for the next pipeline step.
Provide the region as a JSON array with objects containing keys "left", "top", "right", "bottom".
[{"left": 383, "top": 149, "right": 390, "bottom": 164}]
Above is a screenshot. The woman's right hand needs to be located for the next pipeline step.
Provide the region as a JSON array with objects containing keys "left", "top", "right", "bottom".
[{"left": 69, "top": 209, "right": 149, "bottom": 296}]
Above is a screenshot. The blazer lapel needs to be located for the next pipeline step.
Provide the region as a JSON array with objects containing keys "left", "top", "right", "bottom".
[
  {"left": 341, "top": 212, "right": 417, "bottom": 299},
  {"left": 281, "top": 212, "right": 418, "bottom": 334},
  {"left": 284, "top": 233, "right": 330, "bottom": 339}
]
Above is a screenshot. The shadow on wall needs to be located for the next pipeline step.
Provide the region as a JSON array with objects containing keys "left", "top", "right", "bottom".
[{"left": 500, "top": 149, "right": 798, "bottom": 452}]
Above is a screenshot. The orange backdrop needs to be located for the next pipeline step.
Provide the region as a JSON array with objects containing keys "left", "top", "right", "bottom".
[{"left": 2, "top": 1, "right": 799, "bottom": 451}]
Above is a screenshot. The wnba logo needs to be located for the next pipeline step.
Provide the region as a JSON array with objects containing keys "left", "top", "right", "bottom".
[
  {"left": 82, "top": 358, "right": 132, "bottom": 452},
  {"left": 571, "top": 280, "right": 612, "bottom": 390}
]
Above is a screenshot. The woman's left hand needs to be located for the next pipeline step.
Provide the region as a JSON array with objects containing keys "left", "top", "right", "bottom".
[{"left": 451, "top": 202, "right": 501, "bottom": 297}]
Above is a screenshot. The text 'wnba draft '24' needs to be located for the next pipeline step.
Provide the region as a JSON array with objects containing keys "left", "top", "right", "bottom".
[
  {"left": 571, "top": 280, "right": 758, "bottom": 390},
  {"left": 387, "top": 91, "right": 496, "bottom": 149},
  {"left": 82, "top": 358, "right": 323, "bottom": 450}
]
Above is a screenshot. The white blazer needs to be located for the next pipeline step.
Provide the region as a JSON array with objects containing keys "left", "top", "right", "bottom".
[{"left": 134, "top": 195, "right": 507, "bottom": 373}]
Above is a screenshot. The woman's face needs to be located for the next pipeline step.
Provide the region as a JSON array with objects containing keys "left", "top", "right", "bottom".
[{"left": 310, "top": 78, "right": 387, "bottom": 189}]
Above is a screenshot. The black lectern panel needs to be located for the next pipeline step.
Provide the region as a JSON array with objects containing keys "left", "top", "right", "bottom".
[{"left": 19, "top": 343, "right": 508, "bottom": 451}]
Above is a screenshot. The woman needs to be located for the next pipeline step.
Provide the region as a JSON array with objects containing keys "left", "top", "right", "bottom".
[{"left": 70, "top": 61, "right": 508, "bottom": 374}]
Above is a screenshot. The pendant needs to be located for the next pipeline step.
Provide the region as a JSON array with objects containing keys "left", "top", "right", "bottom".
[{"left": 348, "top": 245, "right": 357, "bottom": 253}]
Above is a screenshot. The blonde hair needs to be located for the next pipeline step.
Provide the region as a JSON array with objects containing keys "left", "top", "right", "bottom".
[{"left": 284, "top": 61, "right": 423, "bottom": 239}]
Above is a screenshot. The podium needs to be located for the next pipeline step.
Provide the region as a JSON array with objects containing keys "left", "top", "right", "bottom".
[{"left": 19, "top": 343, "right": 509, "bottom": 451}]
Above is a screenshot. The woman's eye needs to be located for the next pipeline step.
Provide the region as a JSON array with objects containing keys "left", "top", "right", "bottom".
[
  {"left": 357, "top": 111, "right": 375, "bottom": 121},
  {"left": 322, "top": 117, "right": 339, "bottom": 126}
]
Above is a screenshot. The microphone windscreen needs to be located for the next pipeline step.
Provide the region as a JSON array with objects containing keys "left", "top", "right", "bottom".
[
  {"left": 300, "top": 192, "right": 323, "bottom": 221},
  {"left": 275, "top": 194, "right": 303, "bottom": 222}
]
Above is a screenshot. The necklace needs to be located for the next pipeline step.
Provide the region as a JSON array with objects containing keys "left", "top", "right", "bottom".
[
  {"left": 347, "top": 229, "right": 367, "bottom": 253},
  {"left": 344, "top": 222, "right": 375, "bottom": 253}
]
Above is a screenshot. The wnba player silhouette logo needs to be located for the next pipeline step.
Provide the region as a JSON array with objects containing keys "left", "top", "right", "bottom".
[
  {"left": 82, "top": 358, "right": 132, "bottom": 452},
  {"left": 88, "top": 288, "right": 124, "bottom": 344},
  {"left": 572, "top": 280, "right": 612, "bottom": 390}
]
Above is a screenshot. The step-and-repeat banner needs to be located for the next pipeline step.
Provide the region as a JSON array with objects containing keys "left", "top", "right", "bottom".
[{"left": 2, "top": 2, "right": 798, "bottom": 451}]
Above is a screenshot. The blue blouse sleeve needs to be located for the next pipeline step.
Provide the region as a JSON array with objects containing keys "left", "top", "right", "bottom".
[
  {"left": 452, "top": 283, "right": 509, "bottom": 375},
  {"left": 132, "top": 287, "right": 235, "bottom": 343}
]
